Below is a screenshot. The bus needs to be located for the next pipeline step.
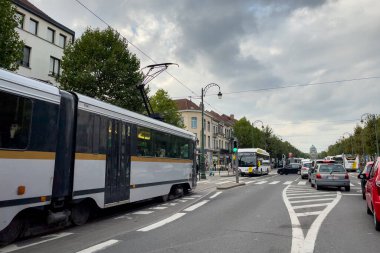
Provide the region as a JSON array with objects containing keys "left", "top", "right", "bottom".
[
  {"left": 331, "top": 154, "right": 359, "bottom": 172},
  {"left": 238, "top": 148, "right": 271, "bottom": 176},
  {"left": 0, "top": 69, "right": 196, "bottom": 245}
]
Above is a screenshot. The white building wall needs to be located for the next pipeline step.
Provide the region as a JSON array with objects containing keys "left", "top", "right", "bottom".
[{"left": 14, "top": 5, "right": 74, "bottom": 86}]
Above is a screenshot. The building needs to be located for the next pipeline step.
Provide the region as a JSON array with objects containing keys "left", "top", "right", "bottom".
[
  {"left": 12, "top": 0, "right": 75, "bottom": 85},
  {"left": 175, "top": 98, "right": 236, "bottom": 168},
  {"left": 310, "top": 145, "right": 318, "bottom": 160}
]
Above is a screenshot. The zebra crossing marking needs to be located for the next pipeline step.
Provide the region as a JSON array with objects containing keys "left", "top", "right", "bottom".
[
  {"left": 255, "top": 181, "right": 267, "bottom": 184},
  {"left": 297, "top": 181, "right": 307, "bottom": 185},
  {"left": 283, "top": 181, "right": 293, "bottom": 185},
  {"left": 269, "top": 181, "right": 280, "bottom": 184}
]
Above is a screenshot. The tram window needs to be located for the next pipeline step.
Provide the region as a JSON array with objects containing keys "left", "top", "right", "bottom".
[
  {"left": 0, "top": 91, "right": 32, "bottom": 149},
  {"left": 154, "top": 131, "right": 170, "bottom": 157},
  {"left": 76, "top": 110, "right": 93, "bottom": 153},
  {"left": 99, "top": 116, "right": 108, "bottom": 153},
  {"left": 137, "top": 127, "right": 153, "bottom": 156},
  {"left": 93, "top": 115, "right": 100, "bottom": 154},
  {"left": 179, "top": 139, "right": 189, "bottom": 159}
]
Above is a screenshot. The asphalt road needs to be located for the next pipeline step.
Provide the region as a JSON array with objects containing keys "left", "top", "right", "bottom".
[{"left": 1, "top": 171, "right": 379, "bottom": 253}]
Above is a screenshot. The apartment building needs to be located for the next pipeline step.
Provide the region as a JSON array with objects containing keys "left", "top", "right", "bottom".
[
  {"left": 12, "top": 0, "right": 75, "bottom": 85},
  {"left": 175, "top": 99, "right": 236, "bottom": 167}
]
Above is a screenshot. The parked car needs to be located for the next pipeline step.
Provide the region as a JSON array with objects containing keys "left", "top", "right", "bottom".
[
  {"left": 278, "top": 163, "right": 301, "bottom": 175},
  {"left": 359, "top": 157, "right": 380, "bottom": 231},
  {"left": 309, "top": 163, "right": 350, "bottom": 191},
  {"left": 358, "top": 162, "right": 374, "bottom": 200},
  {"left": 301, "top": 162, "right": 312, "bottom": 179},
  {"left": 308, "top": 160, "right": 335, "bottom": 182}
]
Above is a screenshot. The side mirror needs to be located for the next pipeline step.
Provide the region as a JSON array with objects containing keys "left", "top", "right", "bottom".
[{"left": 358, "top": 174, "right": 366, "bottom": 180}]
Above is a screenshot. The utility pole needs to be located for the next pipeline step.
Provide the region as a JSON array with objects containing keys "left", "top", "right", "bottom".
[{"left": 233, "top": 139, "right": 239, "bottom": 183}]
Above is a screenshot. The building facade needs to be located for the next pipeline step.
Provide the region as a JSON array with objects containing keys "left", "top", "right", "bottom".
[
  {"left": 310, "top": 145, "right": 318, "bottom": 160},
  {"left": 175, "top": 99, "right": 236, "bottom": 168},
  {"left": 12, "top": 0, "right": 75, "bottom": 85}
]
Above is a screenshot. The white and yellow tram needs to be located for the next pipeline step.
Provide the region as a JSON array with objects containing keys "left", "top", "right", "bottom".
[{"left": 0, "top": 69, "right": 196, "bottom": 245}]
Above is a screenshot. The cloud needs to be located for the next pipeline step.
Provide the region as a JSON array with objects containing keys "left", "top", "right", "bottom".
[{"left": 29, "top": 0, "right": 380, "bottom": 152}]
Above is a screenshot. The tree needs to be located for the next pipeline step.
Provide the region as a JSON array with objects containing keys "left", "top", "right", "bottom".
[
  {"left": 59, "top": 27, "right": 145, "bottom": 113},
  {"left": 0, "top": 0, "right": 24, "bottom": 71},
  {"left": 150, "top": 89, "right": 184, "bottom": 128},
  {"left": 233, "top": 117, "right": 253, "bottom": 148}
]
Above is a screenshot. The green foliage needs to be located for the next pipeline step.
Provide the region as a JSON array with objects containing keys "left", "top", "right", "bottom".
[
  {"left": 59, "top": 27, "right": 144, "bottom": 113},
  {"left": 150, "top": 89, "right": 185, "bottom": 128},
  {"left": 0, "top": 0, "right": 24, "bottom": 71},
  {"left": 324, "top": 114, "right": 380, "bottom": 157},
  {"left": 233, "top": 117, "right": 308, "bottom": 159}
]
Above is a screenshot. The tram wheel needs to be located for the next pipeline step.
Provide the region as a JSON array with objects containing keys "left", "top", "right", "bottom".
[
  {"left": 0, "top": 216, "right": 24, "bottom": 246},
  {"left": 71, "top": 201, "right": 91, "bottom": 226}
]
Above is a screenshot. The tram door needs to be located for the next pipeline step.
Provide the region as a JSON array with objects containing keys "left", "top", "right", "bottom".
[{"left": 105, "top": 120, "right": 131, "bottom": 204}]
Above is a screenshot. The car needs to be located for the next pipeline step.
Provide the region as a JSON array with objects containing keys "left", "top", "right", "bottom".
[
  {"left": 309, "top": 163, "right": 350, "bottom": 191},
  {"left": 308, "top": 160, "right": 335, "bottom": 182},
  {"left": 301, "top": 162, "right": 312, "bottom": 179},
  {"left": 358, "top": 161, "right": 374, "bottom": 200},
  {"left": 278, "top": 163, "right": 301, "bottom": 175},
  {"left": 359, "top": 157, "right": 380, "bottom": 231}
]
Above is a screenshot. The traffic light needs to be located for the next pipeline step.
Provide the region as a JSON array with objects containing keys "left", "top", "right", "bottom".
[{"left": 233, "top": 140, "right": 238, "bottom": 153}]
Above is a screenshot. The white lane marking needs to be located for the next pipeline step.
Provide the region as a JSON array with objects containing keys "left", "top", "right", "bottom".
[
  {"left": 255, "top": 181, "right": 267, "bottom": 184},
  {"left": 183, "top": 200, "right": 210, "bottom": 212},
  {"left": 269, "top": 181, "right": 280, "bottom": 184},
  {"left": 350, "top": 183, "right": 355, "bottom": 187},
  {"left": 181, "top": 197, "right": 195, "bottom": 200},
  {"left": 282, "top": 185, "right": 341, "bottom": 253},
  {"left": 0, "top": 233, "right": 73, "bottom": 253},
  {"left": 288, "top": 194, "right": 337, "bottom": 200},
  {"left": 137, "top": 213, "right": 186, "bottom": 232},
  {"left": 287, "top": 192, "right": 332, "bottom": 196},
  {"left": 245, "top": 180, "right": 256, "bottom": 184},
  {"left": 114, "top": 215, "right": 132, "bottom": 220},
  {"left": 293, "top": 203, "right": 329, "bottom": 209},
  {"left": 76, "top": 240, "right": 120, "bottom": 253},
  {"left": 283, "top": 181, "right": 293, "bottom": 185},
  {"left": 342, "top": 193, "right": 362, "bottom": 196},
  {"left": 290, "top": 198, "right": 336, "bottom": 204},
  {"left": 191, "top": 195, "right": 202, "bottom": 197},
  {"left": 178, "top": 200, "right": 188, "bottom": 203},
  {"left": 297, "top": 181, "right": 307, "bottom": 185},
  {"left": 357, "top": 182, "right": 361, "bottom": 185},
  {"left": 286, "top": 189, "right": 315, "bottom": 193},
  {"left": 216, "top": 181, "right": 233, "bottom": 185},
  {"left": 197, "top": 180, "right": 210, "bottom": 184},
  {"left": 296, "top": 211, "right": 323, "bottom": 217},
  {"left": 168, "top": 203, "right": 178, "bottom": 206},
  {"left": 149, "top": 206, "right": 168, "bottom": 210},
  {"left": 132, "top": 211, "right": 154, "bottom": 215},
  {"left": 210, "top": 192, "right": 222, "bottom": 199}
]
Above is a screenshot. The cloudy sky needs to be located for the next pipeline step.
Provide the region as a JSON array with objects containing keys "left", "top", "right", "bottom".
[{"left": 30, "top": 0, "right": 380, "bottom": 153}]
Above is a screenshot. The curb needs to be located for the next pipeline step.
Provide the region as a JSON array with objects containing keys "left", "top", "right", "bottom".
[{"left": 216, "top": 182, "right": 246, "bottom": 190}]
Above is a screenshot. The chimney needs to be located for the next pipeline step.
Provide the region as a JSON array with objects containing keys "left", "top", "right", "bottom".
[{"left": 230, "top": 114, "right": 234, "bottom": 119}]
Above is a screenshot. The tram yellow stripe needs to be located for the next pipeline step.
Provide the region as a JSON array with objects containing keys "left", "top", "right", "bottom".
[
  {"left": 75, "top": 153, "right": 106, "bottom": 160},
  {"left": 0, "top": 150, "right": 55, "bottom": 160},
  {"left": 131, "top": 156, "right": 192, "bottom": 164}
]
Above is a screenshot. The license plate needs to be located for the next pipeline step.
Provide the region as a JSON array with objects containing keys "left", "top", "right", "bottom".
[
  {"left": 327, "top": 176, "right": 333, "bottom": 179},
  {"left": 248, "top": 167, "right": 252, "bottom": 173}
]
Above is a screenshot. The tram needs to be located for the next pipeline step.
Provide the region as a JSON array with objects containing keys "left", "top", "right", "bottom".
[{"left": 0, "top": 69, "right": 196, "bottom": 245}]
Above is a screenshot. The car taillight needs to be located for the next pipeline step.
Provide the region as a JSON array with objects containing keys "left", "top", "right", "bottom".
[
  {"left": 316, "top": 173, "right": 321, "bottom": 179},
  {"left": 345, "top": 174, "right": 349, "bottom": 179}
]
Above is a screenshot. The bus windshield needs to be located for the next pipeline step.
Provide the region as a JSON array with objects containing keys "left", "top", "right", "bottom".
[{"left": 238, "top": 152, "right": 256, "bottom": 167}]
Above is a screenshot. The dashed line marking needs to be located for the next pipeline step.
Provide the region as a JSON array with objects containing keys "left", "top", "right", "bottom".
[
  {"left": 283, "top": 181, "right": 293, "bottom": 185},
  {"left": 137, "top": 213, "right": 186, "bottom": 232},
  {"left": 76, "top": 240, "right": 120, "bottom": 253},
  {"left": 183, "top": 200, "right": 209, "bottom": 212},
  {"left": 181, "top": 197, "right": 195, "bottom": 200},
  {"left": 149, "top": 206, "right": 168, "bottom": 210},
  {"left": 297, "top": 181, "right": 307, "bottom": 185},
  {"left": 210, "top": 192, "right": 222, "bottom": 199},
  {"left": 132, "top": 211, "right": 154, "bottom": 215},
  {"left": 269, "top": 181, "right": 280, "bottom": 184}
]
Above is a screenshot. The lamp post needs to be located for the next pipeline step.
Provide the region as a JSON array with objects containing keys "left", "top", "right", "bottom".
[
  {"left": 361, "top": 113, "right": 379, "bottom": 158},
  {"left": 200, "top": 83, "right": 222, "bottom": 179},
  {"left": 252, "top": 120, "right": 264, "bottom": 148},
  {"left": 342, "top": 132, "right": 353, "bottom": 155}
]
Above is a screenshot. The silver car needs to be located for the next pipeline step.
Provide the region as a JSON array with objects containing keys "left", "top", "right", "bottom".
[{"left": 309, "top": 164, "right": 350, "bottom": 191}]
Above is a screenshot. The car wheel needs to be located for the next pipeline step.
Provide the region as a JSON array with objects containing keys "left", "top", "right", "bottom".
[
  {"left": 345, "top": 186, "right": 350, "bottom": 192},
  {"left": 374, "top": 210, "right": 380, "bottom": 231},
  {"left": 279, "top": 171, "right": 283, "bottom": 175}
]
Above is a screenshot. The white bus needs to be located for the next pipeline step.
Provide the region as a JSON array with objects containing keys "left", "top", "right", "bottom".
[
  {"left": 331, "top": 154, "right": 359, "bottom": 172},
  {"left": 238, "top": 148, "right": 271, "bottom": 176},
  {"left": 0, "top": 69, "right": 196, "bottom": 245}
]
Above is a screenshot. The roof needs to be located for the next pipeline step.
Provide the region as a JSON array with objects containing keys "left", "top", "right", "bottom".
[
  {"left": 237, "top": 148, "right": 270, "bottom": 156},
  {"left": 13, "top": 0, "right": 75, "bottom": 38},
  {"left": 174, "top": 99, "right": 201, "bottom": 111}
]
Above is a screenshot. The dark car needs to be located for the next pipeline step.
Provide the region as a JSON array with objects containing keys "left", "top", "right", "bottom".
[
  {"left": 278, "top": 163, "right": 301, "bottom": 175},
  {"left": 358, "top": 161, "right": 374, "bottom": 199}
]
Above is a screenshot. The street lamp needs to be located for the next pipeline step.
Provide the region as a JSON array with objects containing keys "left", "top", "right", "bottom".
[
  {"left": 342, "top": 132, "right": 353, "bottom": 155},
  {"left": 200, "top": 83, "right": 222, "bottom": 179},
  {"left": 252, "top": 120, "right": 264, "bottom": 148},
  {"left": 361, "top": 113, "right": 379, "bottom": 158}
]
